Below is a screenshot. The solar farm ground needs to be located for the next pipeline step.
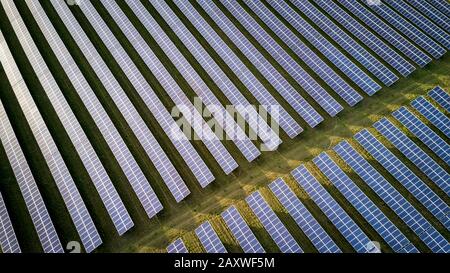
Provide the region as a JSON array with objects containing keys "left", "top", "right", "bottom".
[{"left": 0, "top": 0, "right": 449, "bottom": 253}]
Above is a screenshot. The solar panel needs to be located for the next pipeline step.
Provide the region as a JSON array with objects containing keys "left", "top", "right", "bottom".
[
  {"left": 385, "top": 0, "right": 450, "bottom": 50},
  {"left": 374, "top": 118, "right": 450, "bottom": 196},
  {"left": 410, "top": 97, "right": 450, "bottom": 138},
  {"left": 405, "top": 0, "right": 450, "bottom": 33},
  {"left": 363, "top": 1, "right": 446, "bottom": 59},
  {"left": 150, "top": 0, "right": 281, "bottom": 151},
  {"left": 195, "top": 221, "right": 227, "bottom": 253},
  {"left": 174, "top": 0, "right": 303, "bottom": 139},
  {"left": 167, "top": 238, "right": 189, "bottom": 253},
  {"left": 291, "top": 165, "right": 372, "bottom": 253},
  {"left": 221, "top": 206, "right": 265, "bottom": 253},
  {"left": 49, "top": 0, "right": 190, "bottom": 203},
  {"left": 428, "top": 0, "right": 450, "bottom": 17},
  {"left": 290, "top": 0, "right": 398, "bottom": 86},
  {"left": 314, "top": 0, "right": 415, "bottom": 77},
  {"left": 428, "top": 86, "right": 450, "bottom": 112},
  {"left": 393, "top": 105, "right": 449, "bottom": 165},
  {"left": 243, "top": 0, "right": 360, "bottom": 109},
  {"left": 334, "top": 140, "right": 450, "bottom": 253},
  {"left": 354, "top": 129, "right": 450, "bottom": 231},
  {"left": 220, "top": 0, "right": 343, "bottom": 117},
  {"left": 77, "top": 0, "right": 214, "bottom": 188},
  {"left": 100, "top": 0, "right": 238, "bottom": 175},
  {"left": 268, "top": 0, "right": 381, "bottom": 95},
  {"left": 198, "top": 0, "right": 323, "bottom": 128},
  {"left": 269, "top": 178, "right": 341, "bottom": 253},
  {"left": 246, "top": 191, "right": 302, "bottom": 253},
  {"left": 0, "top": 1, "right": 102, "bottom": 253},
  {"left": 313, "top": 152, "right": 418, "bottom": 253},
  {"left": 25, "top": 0, "right": 135, "bottom": 235},
  {"left": 0, "top": 192, "right": 21, "bottom": 253},
  {"left": 0, "top": 97, "right": 63, "bottom": 253},
  {"left": 337, "top": 0, "right": 431, "bottom": 67},
  {"left": 123, "top": 0, "right": 260, "bottom": 163}
]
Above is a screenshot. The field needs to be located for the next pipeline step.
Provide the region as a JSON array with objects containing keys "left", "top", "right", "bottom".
[{"left": 0, "top": 0, "right": 449, "bottom": 253}]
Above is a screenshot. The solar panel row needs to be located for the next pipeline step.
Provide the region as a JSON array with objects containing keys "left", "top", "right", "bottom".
[
  {"left": 374, "top": 118, "right": 450, "bottom": 196},
  {"left": 314, "top": 0, "right": 415, "bottom": 77},
  {"left": 406, "top": 0, "right": 450, "bottom": 33},
  {"left": 220, "top": 0, "right": 343, "bottom": 117},
  {"left": 151, "top": 0, "right": 282, "bottom": 151},
  {"left": 386, "top": 0, "right": 450, "bottom": 50},
  {"left": 0, "top": 95, "right": 63, "bottom": 253},
  {"left": 244, "top": 0, "right": 360, "bottom": 108},
  {"left": 1, "top": 0, "right": 102, "bottom": 253},
  {"left": 221, "top": 206, "right": 265, "bottom": 253},
  {"left": 290, "top": 0, "right": 398, "bottom": 86},
  {"left": 428, "top": 86, "right": 450, "bottom": 112},
  {"left": 167, "top": 238, "right": 189, "bottom": 253},
  {"left": 246, "top": 191, "right": 302, "bottom": 253},
  {"left": 428, "top": 0, "right": 450, "bottom": 17},
  {"left": 313, "top": 152, "right": 418, "bottom": 253},
  {"left": 49, "top": 0, "right": 190, "bottom": 203},
  {"left": 354, "top": 129, "right": 450, "bottom": 230},
  {"left": 199, "top": 0, "right": 324, "bottom": 128},
  {"left": 268, "top": 0, "right": 381, "bottom": 95},
  {"left": 100, "top": 0, "right": 238, "bottom": 175},
  {"left": 410, "top": 97, "right": 450, "bottom": 138},
  {"left": 338, "top": 0, "right": 431, "bottom": 67},
  {"left": 269, "top": 178, "right": 341, "bottom": 253},
  {"left": 77, "top": 0, "right": 214, "bottom": 188},
  {"left": 393, "top": 105, "right": 449, "bottom": 165},
  {"left": 0, "top": 192, "right": 21, "bottom": 253},
  {"left": 25, "top": 0, "right": 135, "bottom": 236},
  {"left": 195, "top": 221, "right": 227, "bottom": 253},
  {"left": 174, "top": 0, "right": 303, "bottom": 139},
  {"left": 334, "top": 140, "right": 449, "bottom": 253},
  {"left": 291, "top": 166, "right": 372, "bottom": 253},
  {"left": 124, "top": 0, "right": 260, "bottom": 163}
]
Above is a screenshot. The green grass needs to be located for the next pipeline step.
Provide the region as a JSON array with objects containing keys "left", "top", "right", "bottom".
[{"left": 0, "top": 0, "right": 448, "bottom": 253}]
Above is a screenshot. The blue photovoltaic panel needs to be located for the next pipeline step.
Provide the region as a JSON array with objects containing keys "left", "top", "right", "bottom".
[
  {"left": 124, "top": 0, "right": 260, "bottom": 163},
  {"left": 49, "top": 0, "right": 190, "bottom": 203},
  {"left": 1, "top": 1, "right": 102, "bottom": 253},
  {"left": 290, "top": 0, "right": 398, "bottom": 86},
  {"left": 25, "top": 0, "right": 135, "bottom": 235},
  {"left": 268, "top": 0, "right": 381, "bottom": 95},
  {"left": 313, "top": 152, "right": 418, "bottom": 253},
  {"left": 428, "top": 86, "right": 450, "bottom": 112},
  {"left": 338, "top": 0, "right": 431, "bottom": 67},
  {"left": 246, "top": 191, "right": 302, "bottom": 253},
  {"left": 0, "top": 192, "right": 21, "bottom": 253},
  {"left": 393, "top": 106, "right": 449, "bottom": 165},
  {"left": 174, "top": 0, "right": 303, "bottom": 139},
  {"left": 314, "top": 0, "right": 415, "bottom": 77},
  {"left": 386, "top": 0, "right": 450, "bottom": 49},
  {"left": 363, "top": 1, "right": 446, "bottom": 59},
  {"left": 428, "top": 0, "right": 450, "bottom": 17},
  {"left": 244, "top": 0, "right": 361, "bottom": 108},
  {"left": 220, "top": 0, "right": 343, "bottom": 117},
  {"left": 0, "top": 97, "right": 63, "bottom": 253},
  {"left": 198, "top": 0, "right": 323, "bottom": 128},
  {"left": 195, "top": 221, "right": 227, "bottom": 253},
  {"left": 151, "top": 0, "right": 282, "bottom": 151},
  {"left": 374, "top": 118, "right": 450, "bottom": 196},
  {"left": 410, "top": 97, "right": 450, "bottom": 138},
  {"left": 101, "top": 0, "right": 238, "bottom": 176},
  {"left": 334, "top": 141, "right": 450, "bottom": 253},
  {"left": 221, "top": 206, "right": 265, "bottom": 253},
  {"left": 269, "top": 178, "right": 341, "bottom": 253},
  {"left": 78, "top": 0, "right": 214, "bottom": 188},
  {"left": 354, "top": 130, "right": 450, "bottom": 230},
  {"left": 405, "top": 0, "right": 450, "bottom": 33},
  {"left": 167, "top": 238, "right": 188, "bottom": 253},
  {"left": 291, "top": 166, "right": 372, "bottom": 253}
]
